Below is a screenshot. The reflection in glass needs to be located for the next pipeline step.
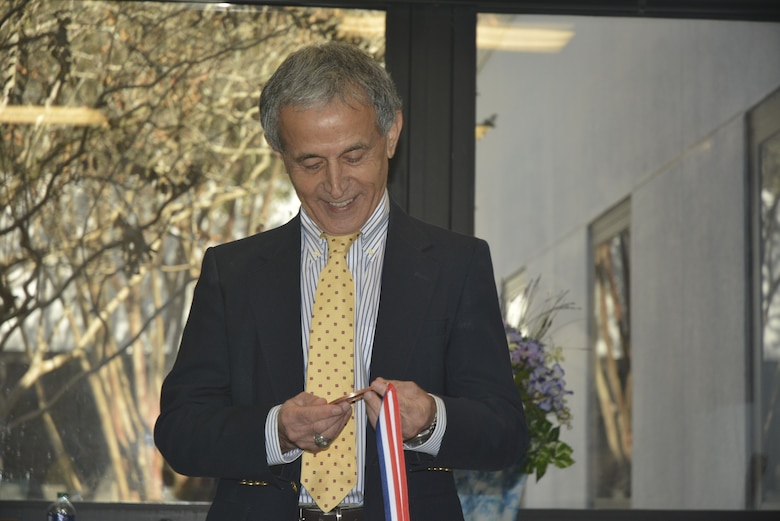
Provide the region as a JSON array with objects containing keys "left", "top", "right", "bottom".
[
  {"left": 592, "top": 228, "right": 631, "bottom": 505},
  {"left": 0, "top": 0, "right": 384, "bottom": 503},
  {"left": 502, "top": 270, "right": 529, "bottom": 329},
  {"left": 759, "top": 129, "right": 780, "bottom": 505}
]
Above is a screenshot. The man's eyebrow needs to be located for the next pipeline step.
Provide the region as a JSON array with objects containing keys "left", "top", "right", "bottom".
[
  {"left": 342, "top": 142, "right": 369, "bottom": 154},
  {"left": 294, "top": 152, "right": 322, "bottom": 162},
  {"left": 293, "top": 142, "right": 370, "bottom": 162}
]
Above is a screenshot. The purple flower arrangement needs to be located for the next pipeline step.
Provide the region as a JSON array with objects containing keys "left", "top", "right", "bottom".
[{"left": 507, "top": 278, "right": 575, "bottom": 480}]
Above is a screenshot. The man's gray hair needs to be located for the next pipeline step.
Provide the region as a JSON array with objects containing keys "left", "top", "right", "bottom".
[{"left": 259, "top": 42, "right": 402, "bottom": 152}]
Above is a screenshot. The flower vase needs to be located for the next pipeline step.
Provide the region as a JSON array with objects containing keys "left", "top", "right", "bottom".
[{"left": 455, "top": 465, "right": 527, "bottom": 521}]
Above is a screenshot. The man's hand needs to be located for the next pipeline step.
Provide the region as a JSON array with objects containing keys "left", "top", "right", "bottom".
[
  {"left": 278, "top": 392, "right": 353, "bottom": 453},
  {"left": 364, "top": 377, "right": 436, "bottom": 441}
]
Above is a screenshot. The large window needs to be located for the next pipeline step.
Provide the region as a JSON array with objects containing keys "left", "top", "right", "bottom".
[
  {"left": 474, "top": 11, "right": 780, "bottom": 510},
  {"left": 590, "top": 201, "right": 631, "bottom": 508},
  {"left": 750, "top": 87, "right": 780, "bottom": 508},
  {"left": 0, "top": 0, "right": 384, "bottom": 503}
]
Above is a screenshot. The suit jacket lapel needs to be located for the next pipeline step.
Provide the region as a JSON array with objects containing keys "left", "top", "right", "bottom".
[
  {"left": 370, "top": 204, "right": 439, "bottom": 383},
  {"left": 364, "top": 204, "right": 440, "bottom": 490},
  {"left": 246, "top": 216, "right": 305, "bottom": 405}
]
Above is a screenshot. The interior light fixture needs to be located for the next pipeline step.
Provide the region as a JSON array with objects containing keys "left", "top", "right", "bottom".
[
  {"left": 339, "top": 14, "right": 573, "bottom": 53},
  {"left": 0, "top": 105, "right": 108, "bottom": 126},
  {"left": 477, "top": 25, "right": 574, "bottom": 53}
]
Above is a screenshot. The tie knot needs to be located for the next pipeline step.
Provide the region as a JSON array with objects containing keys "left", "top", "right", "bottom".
[{"left": 323, "top": 232, "right": 360, "bottom": 259}]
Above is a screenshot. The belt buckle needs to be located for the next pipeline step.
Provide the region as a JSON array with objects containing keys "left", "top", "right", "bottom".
[{"left": 299, "top": 505, "right": 353, "bottom": 521}]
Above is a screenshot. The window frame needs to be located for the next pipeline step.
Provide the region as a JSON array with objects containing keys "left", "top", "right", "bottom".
[{"left": 748, "top": 87, "right": 780, "bottom": 510}]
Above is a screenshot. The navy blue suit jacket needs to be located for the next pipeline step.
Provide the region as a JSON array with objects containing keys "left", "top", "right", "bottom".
[{"left": 155, "top": 201, "right": 528, "bottom": 520}]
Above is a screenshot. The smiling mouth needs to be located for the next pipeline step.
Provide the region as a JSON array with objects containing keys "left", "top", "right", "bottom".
[{"left": 329, "top": 198, "right": 354, "bottom": 208}]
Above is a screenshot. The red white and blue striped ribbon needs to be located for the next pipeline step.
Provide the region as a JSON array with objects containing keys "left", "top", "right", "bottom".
[{"left": 376, "top": 383, "right": 411, "bottom": 521}]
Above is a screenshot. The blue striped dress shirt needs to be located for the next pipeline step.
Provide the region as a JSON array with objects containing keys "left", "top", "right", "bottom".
[{"left": 265, "top": 190, "right": 445, "bottom": 506}]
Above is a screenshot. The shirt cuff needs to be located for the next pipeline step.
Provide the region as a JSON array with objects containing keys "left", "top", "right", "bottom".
[
  {"left": 404, "top": 394, "right": 446, "bottom": 456},
  {"left": 265, "top": 404, "right": 303, "bottom": 465}
]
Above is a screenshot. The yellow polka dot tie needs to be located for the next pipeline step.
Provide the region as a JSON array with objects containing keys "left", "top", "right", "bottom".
[{"left": 301, "top": 232, "right": 360, "bottom": 512}]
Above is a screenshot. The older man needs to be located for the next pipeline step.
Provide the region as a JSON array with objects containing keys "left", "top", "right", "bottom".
[{"left": 155, "top": 42, "right": 527, "bottom": 521}]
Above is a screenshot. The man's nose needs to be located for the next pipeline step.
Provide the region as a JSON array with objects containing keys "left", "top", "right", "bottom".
[{"left": 324, "top": 163, "right": 347, "bottom": 196}]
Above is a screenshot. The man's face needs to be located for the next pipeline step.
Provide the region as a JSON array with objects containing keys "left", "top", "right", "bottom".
[{"left": 276, "top": 99, "right": 402, "bottom": 236}]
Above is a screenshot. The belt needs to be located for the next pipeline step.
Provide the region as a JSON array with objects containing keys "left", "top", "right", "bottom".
[{"left": 298, "top": 505, "right": 364, "bottom": 521}]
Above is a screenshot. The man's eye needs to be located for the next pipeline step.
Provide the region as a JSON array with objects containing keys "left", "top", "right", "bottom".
[
  {"left": 302, "top": 162, "right": 322, "bottom": 171},
  {"left": 344, "top": 155, "right": 363, "bottom": 164}
]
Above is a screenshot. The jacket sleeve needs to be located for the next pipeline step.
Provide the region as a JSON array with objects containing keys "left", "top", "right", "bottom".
[{"left": 414, "top": 239, "right": 528, "bottom": 472}]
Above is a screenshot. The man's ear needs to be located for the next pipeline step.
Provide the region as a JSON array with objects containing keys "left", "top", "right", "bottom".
[{"left": 385, "top": 110, "right": 403, "bottom": 159}]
